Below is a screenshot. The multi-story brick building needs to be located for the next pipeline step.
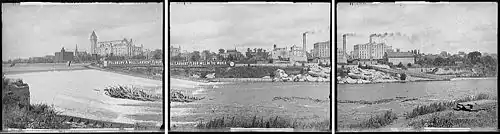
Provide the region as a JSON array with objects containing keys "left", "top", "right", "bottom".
[
  {"left": 353, "top": 43, "right": 392, "bottom": 60},
  {"left": 54, "top": 47, "right": 74, "bottom": 63},
  {"left": 312, "top": 41, "right": 331, "bottom": 64},
  {"left": 385, "top": 52, "right": 415, "bottom": 65}
]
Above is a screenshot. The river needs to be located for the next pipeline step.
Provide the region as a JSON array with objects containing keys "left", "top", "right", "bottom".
[
  {"left": 336, "top": 78, "right": 497, "bottom": 129},
  {"left": 170, "top": 79, "right": 331, "bottom": 130},
  {"left": 4, "top": 69, "right": 163, "bottom": 127},
  {"left": 337, "top": 78, "right": 497, "bottom": 101}
]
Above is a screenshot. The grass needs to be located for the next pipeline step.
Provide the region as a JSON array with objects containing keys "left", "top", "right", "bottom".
[
  {"left": 405, "top": 93, "right": 495, "bottom": 119},
  {"left": 2, "top": 101, "right": 71, "bottom": 129},
  {"left": 349, "top": 110, "right": 398, "bottom": 129},
  {"left": 407, "top": 103, "right": 497, "bottom": 128},
  {"left": 195, "top": 115, "right": 330, "bottom": 131},
  {"left": 103, "top": 85, "right": 162, "bottom": 101}
]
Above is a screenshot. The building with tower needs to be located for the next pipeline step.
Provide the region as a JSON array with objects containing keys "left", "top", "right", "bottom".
[{"left": 89, "top": 31, "right": 144, "bottom": 57}]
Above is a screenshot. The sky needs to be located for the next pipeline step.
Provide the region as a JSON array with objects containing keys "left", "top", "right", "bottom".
[
  {"left": 337, "top": 2, "right": 497, "bottom": 55},
  {"left": 2, "top": 3, "right": 163, "bottom": 60},
  {"left": 169, "top": 3, "right": 331, "bottom": 53}
]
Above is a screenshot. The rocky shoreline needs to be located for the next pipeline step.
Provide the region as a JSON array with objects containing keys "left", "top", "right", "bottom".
[
  {"left": 337, "top": 67, "right": 443, "bottom": 84},
  {"left": 182, "top": 65, "right": 331, "bottom": 83}
]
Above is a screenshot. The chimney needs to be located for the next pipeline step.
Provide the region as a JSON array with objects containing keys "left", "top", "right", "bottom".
[
  {"left": 303, "top": 32, "right": 307, "bottom": 56},
  {"left": 342, "top": 34, "right": 347, "bottom": 54}
]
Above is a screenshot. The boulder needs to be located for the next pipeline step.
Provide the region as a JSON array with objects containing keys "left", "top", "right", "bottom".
[
  {"left": 306, "top": 76, "right": 317, "bottom": 81},
  {"left": 356, "top": 79, "right": 363, "bottom": 84},
  {"left": 345, "top": 77, "right": 356, "bottom": 84},
  {"left": 205, "top": 73, "right": 216, "bottom": 79}
]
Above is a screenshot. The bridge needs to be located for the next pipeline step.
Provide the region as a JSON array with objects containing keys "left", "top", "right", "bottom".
[
  {"left": 170, "top": 61, "right": 233, "bottom": 68},
  {"left": 103, "top": 60, "right": 163, "bottom": 67}
]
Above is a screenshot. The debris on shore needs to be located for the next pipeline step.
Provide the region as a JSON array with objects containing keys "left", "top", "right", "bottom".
[
  {"left": 338, "top": 96, "right": 419, "bottom": 105},
  {"left": 103, "top": 85, "right": 162, "bottom": 101},
  {"left": 272, "top": 96, "right": 329, "bottom": 103},
  {"left": 170, "top": 89, "right": 205, "bottom": 103}
]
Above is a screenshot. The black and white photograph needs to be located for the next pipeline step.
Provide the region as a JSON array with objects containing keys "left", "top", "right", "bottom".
[
  {"left": 336, "top": 2, "right": 498, "bottom": 132},
  {"left": 2, "top": 3, "right": 164, "bottom": 131},
  {"left": 169, "top": 2, "right": 331, "bottom": 132}
]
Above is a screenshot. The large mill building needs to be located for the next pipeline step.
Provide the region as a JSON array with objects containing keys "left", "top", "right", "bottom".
[{"left": 89, "top": 31, "right": 143, "bottom": 57}]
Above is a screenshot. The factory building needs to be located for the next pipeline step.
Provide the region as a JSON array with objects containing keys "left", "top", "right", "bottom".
[{"left": 54, "top": 47, "right": 74, "bottom": 63}]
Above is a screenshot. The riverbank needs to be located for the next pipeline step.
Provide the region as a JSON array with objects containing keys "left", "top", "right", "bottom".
[
  {"left": 336, "top": 66, "right": 453, "bottom": 84},
  {"left": 2, "top": 63, "right": 89, "bottom": 75}
]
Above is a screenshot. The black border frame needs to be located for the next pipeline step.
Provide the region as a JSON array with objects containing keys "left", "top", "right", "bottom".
[
  {"left": 167, "top": 0, "right": 332, "bottom": 133},
  {"left": 0, "top": 1, "right": 165, "bottom": 133},
  {"left": 333, "top": 0, "right": 500, "bottom": 133}
]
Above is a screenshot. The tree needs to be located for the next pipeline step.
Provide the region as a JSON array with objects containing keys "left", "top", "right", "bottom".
[
  {"left": 400, "top": 73, "right": 407, "bottom": 80},
  {"left": 227, "top": 54, "right": 234, "bottom": 61},
  {"left": 151, "top": 49, "right": 163, "bottom": 60},
  {"left": 218, "top": 49, "right": 225, "bottom": 54},
  {"left": 433, "top": 57, "right": 445, "bottom": 66},
  {"left": 246, "top": 48, "right": 253, "bottom": 59},
  {"left": 202, "top": 50, "right": 211, "bottom": 61},
  {"left": 468, "top": 51, "right": 482, "bottom": 64},
  {"left": 397, "top": 62, "right": 404, "bottom": 68},
  {"left": 191, "top": 51, "right": 201, "bottom": 61}
]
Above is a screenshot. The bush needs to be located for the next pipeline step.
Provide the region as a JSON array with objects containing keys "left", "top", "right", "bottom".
[
  {"left": 405, "top": 93, "right": 494, "bottom": 119},
  {"left": 408, "top": 108, "right": 497, "bottom": 128},
  {"left": 400, "top": 73, "right": 407, "bottom": 80},
  {"left": 350, "top": 110, "right": 398, "bottom": 128}
]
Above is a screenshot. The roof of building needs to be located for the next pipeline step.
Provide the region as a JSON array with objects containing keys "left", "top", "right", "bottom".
[
  {"left": 386, "top": 52, "right": 414, "bottom": 58},
  {"left": 91, "top": 31, "right": 97, "bottom": 37}
]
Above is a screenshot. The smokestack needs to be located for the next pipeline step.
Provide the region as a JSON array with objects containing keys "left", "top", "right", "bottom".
[
  {"left": 342, "top": 34, "right": 346, "bottom": 55},
  {"left": 303, "top": 32, "right": 307, "bottom": 56}
]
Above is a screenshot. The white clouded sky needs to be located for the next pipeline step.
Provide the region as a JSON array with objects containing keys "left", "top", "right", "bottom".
[
  {"left": 2, "top": 3, "right": 163, "bottom": 60},
  {"left": 337, "top": 2, "right": 497, "bottom": 54},
  {"left": 169, "top": 3, "right": 331, "bottom": 53}
]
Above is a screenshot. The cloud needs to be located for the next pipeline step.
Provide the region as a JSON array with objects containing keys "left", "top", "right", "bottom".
[
  {"left": 2, "top": 3, "right": 163, "bottom": 60},
  {"left": 337, "top": 2, "right": 497, "bottom": 54},
  {"left": 170, "top": 3, "right": 331, "bottom": 52}
]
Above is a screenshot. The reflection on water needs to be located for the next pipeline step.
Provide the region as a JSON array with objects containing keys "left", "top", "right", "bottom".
[{"left": 337, "top": 78, "right": 497, "bottom": 101}]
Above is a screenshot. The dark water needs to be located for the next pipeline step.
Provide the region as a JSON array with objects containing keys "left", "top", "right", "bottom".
[
  {"left": 202, "top": 82, "right": 331, "bottom": 105},
  {"left": 170, "top": 82, "right": 331, "bottom": 127},
  {"left": 337, "top": 78, "right": 497, "bottom": 101}
]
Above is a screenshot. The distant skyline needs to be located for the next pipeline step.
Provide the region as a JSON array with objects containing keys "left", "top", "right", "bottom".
[
  {"left": 170, "top": 3, "right": 331, "bottom": 53},
  {"left": 2, "top": 3, "right": 163, "bottom": 60},
  {"left": 337, "top": 2, "right": 497, "bottom": 55}
]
